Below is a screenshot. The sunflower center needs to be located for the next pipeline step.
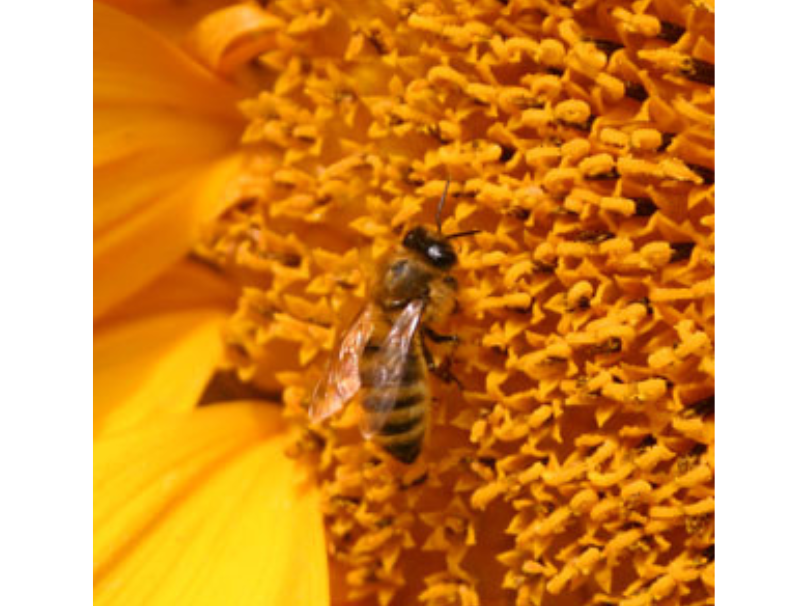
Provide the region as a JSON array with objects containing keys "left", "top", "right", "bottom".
[{"left": 193, "top": 0, "right": 714, "bottom": 603}]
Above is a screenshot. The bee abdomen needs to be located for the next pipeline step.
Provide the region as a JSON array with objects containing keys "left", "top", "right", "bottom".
[
  {"left": 359, "top": 347, "right": 421, "bottom": 387},
  {"left": 363, "top": 385, "right": 428, "bottom": 464},
  {"left": 375, "top": 399, "right": 427, "bottom": 435},
  {"left": 359, "top": 333, "right": 429, "bottom": 464},
  {"left": 362, "top": 388, "right": 422, "bottom": 412},
  {"left": 377, "top": 426, "right": 425, "bottom": 464},
  {"left": 375, "top": 417, "right": 427, "bottom": 464}
]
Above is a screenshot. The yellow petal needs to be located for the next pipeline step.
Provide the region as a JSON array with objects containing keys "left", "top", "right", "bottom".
[
  {"left": 186, "top": 3, "right": 284, "bottom": 74},
  {"left": 94, "top": 309, "right": 224, "bottom": 436},
  {"left": 96, "top": 1, "right": 243, "bottom": 54},
  {"left": 94, "top": 261, "right": 235, "bottom": 436},
  {"left": 94, "top": 2, "right": 240, "bottom": 117},
  {"left": 98, "top": 1, "right": 235, "bottom": 38},
  {"left": 94, "top": 151, "right": 243, "bottom": 319},
  {"left": 94, "top": 2, "right": 244, "bottom": 319},
  {"left": 94, "top": 404, "right": 328, "bottom": 606},
  {"left": 98, "top": 259, "right": 237, "bottom": 327}
]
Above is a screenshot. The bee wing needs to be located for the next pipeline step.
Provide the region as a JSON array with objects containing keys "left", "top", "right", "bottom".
[
  {"left": 309, "top": 305, "right": 375, "bottom": 424},
  {"left": 359, "top": 298, "right": 425, "bottom": 438}
]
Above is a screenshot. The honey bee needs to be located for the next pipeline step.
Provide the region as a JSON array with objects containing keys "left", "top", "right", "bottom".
[{"left": 310, "top": 179, "right": 478, "bottom": 463}]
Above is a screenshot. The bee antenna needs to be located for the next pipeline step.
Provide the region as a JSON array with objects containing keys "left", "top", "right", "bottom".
[
  {"left": 435, "top": 176, "right": 452, "bottom": 234},
  {"left": 445, "top": 229, "right": 481, "bottom": 240}
]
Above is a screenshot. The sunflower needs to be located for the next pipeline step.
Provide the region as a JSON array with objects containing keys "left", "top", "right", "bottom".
[{"left": 94, "top": 0, "right": 714, "bottom": 605}]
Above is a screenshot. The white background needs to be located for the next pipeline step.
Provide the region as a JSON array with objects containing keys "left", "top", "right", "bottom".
[{"left": 1, "top": 2, "right": 91, "bottom": 604}]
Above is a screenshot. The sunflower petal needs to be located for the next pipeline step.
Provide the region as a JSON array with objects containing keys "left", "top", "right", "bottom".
[
  {"left": 185, "top": 3, "right": 284, "bottom": 74},
  {"left": 96, "top": 1, "right": 238, "bottom": 48},
  {"left": 94, "top": 2, "right": 243, "bottom": 319},
  {"left": 94, "top": 309, "right": 225, "bottom": 437},
  {"left": 94, "top": 2, "right": 240, "bottom": 116},
  {"left": 98, "top": 259, "right": 237, "bottom": 326},
  {"left": 94, "top": 152, "right": 243, "bottom": 319},
  {"left": 94, "top": 404, "right": 328, "bottom": 606},
  {"left": 95, "top": 260, "right": 238, "bottom": 436}
]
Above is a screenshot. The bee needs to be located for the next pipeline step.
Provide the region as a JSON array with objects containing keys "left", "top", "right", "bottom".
[{"left": 309, "top": 179, "right": 478, "bottom": 463}]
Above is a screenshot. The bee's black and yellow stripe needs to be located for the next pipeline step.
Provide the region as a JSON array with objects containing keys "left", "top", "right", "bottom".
[{"left": 359, "top": 325, "right": 429, "bottom": 464}]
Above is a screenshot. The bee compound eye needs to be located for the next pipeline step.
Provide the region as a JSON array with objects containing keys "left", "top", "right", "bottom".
[
  {"left": 427, "top": 243, "right": 457, "bottom": 268},
  {"left": 403, "top": 227, "right": 427, "bottom": 250}
]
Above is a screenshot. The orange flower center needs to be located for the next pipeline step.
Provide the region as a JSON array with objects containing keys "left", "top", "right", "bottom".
[{"left": 187, "top": 1, "right": 715, "bottom": 604}]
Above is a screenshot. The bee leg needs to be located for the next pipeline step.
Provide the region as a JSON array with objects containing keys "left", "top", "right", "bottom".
[
  {"left": 423, "top": 326, "right": 459, "bottom": 345},
  {"left": 425, "top": 330, "right": 460, "bottom": 376},
  {"left": 422, "top": 327, "right": 463, "bottom": 387},
  {"left": 421, "top": 332, "right": 463, "bottom": 388},
  {"left": 421, "top": 335, "right": 438, "bottom": 373},
  {"left": 436, "top": 361, "right": 463, "bottom": 389}
]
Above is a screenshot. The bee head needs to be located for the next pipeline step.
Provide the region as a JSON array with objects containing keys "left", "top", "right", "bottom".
[
  {"left": 400, "top": 178, "right": 480, "bottom": 270},
  {"left": 402, "top": 226, "right": 457, "bottom": 270}
]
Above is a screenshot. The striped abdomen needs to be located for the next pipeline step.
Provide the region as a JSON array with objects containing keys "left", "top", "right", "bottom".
[{"left": 359, "top": 334, "right": 429, "bottom": 464}]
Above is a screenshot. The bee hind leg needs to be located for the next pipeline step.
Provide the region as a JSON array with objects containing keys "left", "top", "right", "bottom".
[
  {"left": 435, "top": 361, "right": 463, "bottom": 389},
  {"left": 423, "top": 326, "right": 459, "bottom": 344},
  {"left": 421, "top": 331, "right": 463, "bottom": 389}
]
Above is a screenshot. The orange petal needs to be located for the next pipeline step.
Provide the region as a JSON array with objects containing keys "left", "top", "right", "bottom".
[
  {"left": 185, "top": 3, "right": 284, "bottom": 74},
  {"left": 94, "top": 2, "right": 240, "bottom": 116},
  {"left": 94, "top": 2, "right": 244, "bottom": 319},
  {"left": 94, "top": 152, "right": 243, "bottom": 319},
  {"left": 94, "top": 403, "right": 328, "bottom": 606},
  {"left": 94, "top": 261, "right": 235, "bottom": 437},
  {"left": 96, "top": 1, "right": 239, "bottom": 51},
  {"left": 97, "top": 259, "right": 237, "bottom": 327}
]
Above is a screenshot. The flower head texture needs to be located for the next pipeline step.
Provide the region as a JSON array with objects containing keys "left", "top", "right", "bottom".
[{"left": 94, "top": 0, "right": 714, "bottom": 605}]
